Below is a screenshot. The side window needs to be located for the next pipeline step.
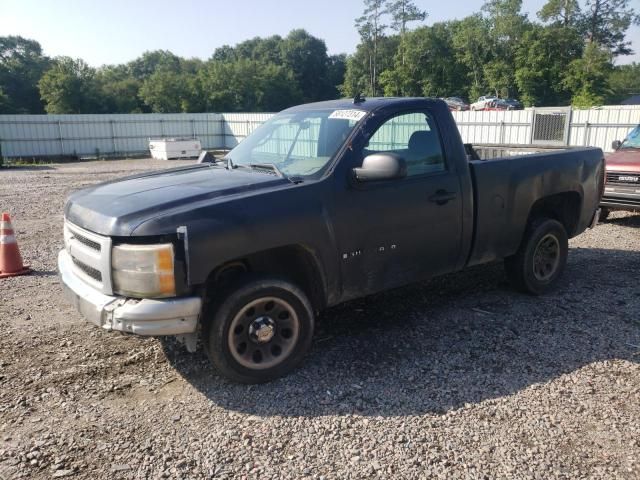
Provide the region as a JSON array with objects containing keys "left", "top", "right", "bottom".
[{"left": 365, "top": 111, "right": 445, "bottom": 176}]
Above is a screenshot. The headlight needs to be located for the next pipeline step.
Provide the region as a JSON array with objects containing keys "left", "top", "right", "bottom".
[{"left": 112, "top": 243, "right": 176, "bottom": 298}]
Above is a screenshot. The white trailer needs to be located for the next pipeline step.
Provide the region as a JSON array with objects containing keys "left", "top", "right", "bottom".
[{"left": 149, "top": 138, "right": 202, "bottom": 160}]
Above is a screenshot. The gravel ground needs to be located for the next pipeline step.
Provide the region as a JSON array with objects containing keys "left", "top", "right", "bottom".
[{"left": 0, "top": 159, "right": 639, "bottom": 480}]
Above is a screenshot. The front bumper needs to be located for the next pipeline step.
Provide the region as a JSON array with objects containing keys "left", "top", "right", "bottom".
[
  {"left": 601, "top": 185, "right": 640, "bottom": 211},
  {"left": 58, "top": 249, "right": 201, "bottom": 336}
]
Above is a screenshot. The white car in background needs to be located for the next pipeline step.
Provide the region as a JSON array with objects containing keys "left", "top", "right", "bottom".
[{"left": 471, "top": 96, "right": 498, "bottom": 111}]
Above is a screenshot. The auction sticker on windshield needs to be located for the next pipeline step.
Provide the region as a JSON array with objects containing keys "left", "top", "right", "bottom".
[{"left": 329, "top": 110, "right": 367, "bottom": 121}]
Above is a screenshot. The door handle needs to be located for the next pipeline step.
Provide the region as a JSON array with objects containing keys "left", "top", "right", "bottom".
[{"left": 429, "top": 190, "right": 457, "bottom": 205}]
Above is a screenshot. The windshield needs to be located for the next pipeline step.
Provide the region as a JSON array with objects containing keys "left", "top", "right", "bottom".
[
  {"left": 224, "top": 108, "right": 365, "bottom": 178},
  {"left": 621, "top": 125, "right": 640, "bottom": 149}
]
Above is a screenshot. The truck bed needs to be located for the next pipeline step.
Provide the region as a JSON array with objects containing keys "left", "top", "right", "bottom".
[{"left": 466, "top": 147, "right": 604, "bottom": 266}]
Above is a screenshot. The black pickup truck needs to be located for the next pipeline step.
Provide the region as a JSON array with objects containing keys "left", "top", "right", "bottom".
[{"left": 59, "top": 97, "right": 604, "bottom": 383}]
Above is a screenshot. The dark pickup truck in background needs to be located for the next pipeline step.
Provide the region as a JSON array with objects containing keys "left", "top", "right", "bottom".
[
  {"left": 601, "top": 124, "right": 640, "bottom": 219},
  {"left": 59, "top": 97, "right": 604, "bottom": 383}
]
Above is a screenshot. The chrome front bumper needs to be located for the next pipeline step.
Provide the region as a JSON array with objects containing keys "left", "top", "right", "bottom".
[{"left": 58, "top": 249, "right": 201, "bottom": 336}]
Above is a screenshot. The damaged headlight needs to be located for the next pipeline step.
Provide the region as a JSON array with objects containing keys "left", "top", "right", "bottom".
[{"left": 112, "top": 243, "right": 176, "bottom": 298}]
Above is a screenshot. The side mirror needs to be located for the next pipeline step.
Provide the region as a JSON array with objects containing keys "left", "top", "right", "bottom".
[
  {"left": 198, "top": 150, "right": 215, "bottom": 163},
  {"left": 353, "top": 153, "right": 407, "bottom": 182},
  {"left": 611, "top": 140, "right": 622, "bottom": 151}
]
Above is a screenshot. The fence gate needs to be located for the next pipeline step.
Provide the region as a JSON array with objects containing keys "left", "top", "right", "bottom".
[{"left": 531, "top": 107, "right": 571, "bottom": 146}]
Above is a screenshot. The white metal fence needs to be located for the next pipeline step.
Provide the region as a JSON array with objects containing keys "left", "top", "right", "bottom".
[
  {"left": 0, "top": 113, "right": 225, "bottom": 158},
  {"left": 1, "top": 106, "right": 639, "bottom": 159}
]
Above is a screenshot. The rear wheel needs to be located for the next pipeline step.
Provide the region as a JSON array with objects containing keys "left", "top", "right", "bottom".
[
  {"left": 505, "top": 218, "right": 568, "bottom": 295},
  {"left": 204, "top": 277, "right": 314, "bottom": 383}
]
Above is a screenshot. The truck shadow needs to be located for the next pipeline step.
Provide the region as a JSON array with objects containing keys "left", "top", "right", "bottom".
[
  {"left": 1, "top": 165, "right": 56, "bottom": 171},
  {"left": 602, "top": 213, "right": 640, "bottom": 228},
  {"left": 162, "top": 247, "right": 639, "bottom": 418}
]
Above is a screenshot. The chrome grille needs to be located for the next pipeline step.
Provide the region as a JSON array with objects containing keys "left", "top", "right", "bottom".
[
  {"left": 606, "top": 172, "right": 640, "bottom": 185},
  {"left": 73, "top": 232, "right": 101, "bottom": 251},
  {"left": 71, "top": 257, "right": 102, "bottom": 282},
  {"left": 64, "top": 220, "right": 112, "bottom": 294}
]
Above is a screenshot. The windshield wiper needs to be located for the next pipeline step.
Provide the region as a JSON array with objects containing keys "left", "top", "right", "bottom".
[
  {"left": 249, "top": 163, "right": 286, "bottom": 178},
  {"left": 217, "top": 157, "right": 247, "bottom": 171}
]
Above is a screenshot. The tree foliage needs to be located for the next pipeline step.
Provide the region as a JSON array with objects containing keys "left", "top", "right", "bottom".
[
  {"left": 1, "top": 0, "right": 639, "bottom": 114},
  {"left": 38, "top": 57, "right": 100, "bottom": 114},
  {"left": 538, "top": 0, "right": 581, "bottom": 26},
  {"left": 563, "top": 41, "right": 612, "bottom": 106},
  {"left": 515, "top": 25, "right": 583, "bottom": 105},
  {"left": 344, "top": 0, "right": 637, "bottom": 107},
  {"left": 607, "top": 63, "right": 640, "bottom": 103},
  {"left": 0, "top": 36, "right": 50, "bottom": 113},
  {"left": 355, "top": 0, "right": 389, "bottom": 96},
  {"left": 582, "top": 0, "right": 640, "bottom": 56}
]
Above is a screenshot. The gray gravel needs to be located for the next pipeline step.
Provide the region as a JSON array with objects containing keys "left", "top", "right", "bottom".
[{"left": 0, "top": 159, "right": 639, "bottom": 479}]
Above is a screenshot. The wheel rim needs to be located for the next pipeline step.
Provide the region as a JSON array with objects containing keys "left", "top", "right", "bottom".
[
  {"left": 227, "top": 296, "right": 300, "bottom": 370},
  {"left": 532, "top": 233, "right": 561, "bottom": 281}
]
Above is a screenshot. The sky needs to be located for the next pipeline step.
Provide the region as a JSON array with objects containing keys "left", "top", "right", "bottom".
[{"left": 1, "top": 0, "right": 639, "bottom": 66}]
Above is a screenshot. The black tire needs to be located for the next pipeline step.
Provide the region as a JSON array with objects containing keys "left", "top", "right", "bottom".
[
  {"left": 505, "top": 217, "right": 568, "bottom": 295},
  {"left": 204, "top": 277, "right": 314, "bottom": 383},
  {"left": 599, "top": 208, "right": 610, "bottom": 222}
]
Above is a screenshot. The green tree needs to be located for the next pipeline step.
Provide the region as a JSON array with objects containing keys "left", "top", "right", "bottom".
[
  {"left": 199, "top": 59, "right": 302, "bottom": 112},
  {"left": 607, "top": 63, "right": 640, "bottom": 103},
  {"left": 129, "top": 50, "right": 181, "bottom": 80},
  {"left": 0, "top": 36, "right": 50, "bottom": 113},
  {"left": 230, "top": 36, "right": 284, "bottom": 64},
  {"left": 538, "top": 0, "right": 581, "bottom": 27},
  {"left": 451, "top": 15, "right": 493, "bottom": 100},
  {"left": 387, "top": 0, "right": 426, "bottom": 35},
  {"left": 582, "top": 0, "right": 640, "bottom": 56},
  {"left": 387, "top": 0, "right": 427, "bottom": 65},
  {"left": 95, "top": 65, "right": 144, "bottom": 113},
  {"left": 257, "top": 62, "right": 304, "bottom": 111},
  {"left": 355, "top": 0, "right": 388, "bottom": 96},
  {"left": 380, "top": 23, "right": 466, "bottom": 98},
  {"left": 280, "top": 30, "right": 333, "bottom": 102},
  {"left": 484, "top": 60, "right": 514, "bottom": 98},
  {"left": 515, "top": 25, "right": 583, "bottom": 105},
  {"left": 38, "top": 57, "right": 100, "bottom": 113},
  {"left": 0, "top": 86, "right": 8, "bottom": 111},
  {"left": 342, "top": 36, "right": 399, "bottom": 97},
  {"left": 210, "top": 31, "right": 339, "bottom": 103},
  {"left": 482, "top": 0, "right": 529, "bottom": 43},
  {"left": 139, "top": 70, "right": 191, "bottom": 113},
  {"left": 326, "top": 54, "right": 347, "bottom": 97},
  {"left": 563, "top": 41, "right": 612, "bottom": 107},
  {"left": 481, "top": 0, "right": 531, "bottom": 98}
]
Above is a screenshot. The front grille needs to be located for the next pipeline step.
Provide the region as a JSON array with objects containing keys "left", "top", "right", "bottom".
[
  {"left": 73, "top": 232, "right": 101, "bottom": 251},
  {"left": 72, "top": 257, "right": 102, "bottom": 282},
  {"left": 606, "top": 172, "right": 640, "bottom": 185},
  {"left": 64, "top": 220, "right": 112, "bottom": 294}
]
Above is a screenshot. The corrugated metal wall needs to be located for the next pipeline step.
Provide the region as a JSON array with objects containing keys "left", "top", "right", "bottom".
[
  {"left": 0, "top": 113, "right": 223, "bottom": 157},
  {"left": 569, "top": 108, "right": 640, "bottom": 153},
  {"left": 222, "top": 113, "right": 274, "bottom": 149},
  {"left": 452, "top": 110, "right": 533, "bottom": 145},
  {"left": 1, "top": 107, "right": 639, "bottom": 158}
]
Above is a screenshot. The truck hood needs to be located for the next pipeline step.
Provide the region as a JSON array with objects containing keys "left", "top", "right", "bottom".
[
  {"left": 606, "top": 148, "right": 640, "bottom": 172},
  {"left": 64, "top": 164, "right": 290, "bottom": 236}
]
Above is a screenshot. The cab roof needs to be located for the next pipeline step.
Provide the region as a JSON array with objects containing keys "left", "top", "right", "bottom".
[{"left": 283, "top": 97, "right": 447, "bottom": 114}]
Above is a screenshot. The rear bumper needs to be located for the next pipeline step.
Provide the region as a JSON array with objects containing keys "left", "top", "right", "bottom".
[{"left": 58, "top": 249, "right": 201, "bottom": 336}]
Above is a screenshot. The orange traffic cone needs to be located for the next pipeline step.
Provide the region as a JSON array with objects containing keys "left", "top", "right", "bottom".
[{"left": 0, "top": 212, "right": 32, "bottom": 278}]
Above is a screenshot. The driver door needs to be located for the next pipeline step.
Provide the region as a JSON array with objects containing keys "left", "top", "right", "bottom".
[{"left": 333, "top": 110, "right": 464, "bottom": 299}]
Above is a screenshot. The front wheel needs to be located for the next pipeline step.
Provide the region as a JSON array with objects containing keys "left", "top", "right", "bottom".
[
  {"left": 505, "top": 218, "right": 568, "bottom": 295},
  {"left": 204, "top": 277, "right": 314, "bottom": 383}
]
